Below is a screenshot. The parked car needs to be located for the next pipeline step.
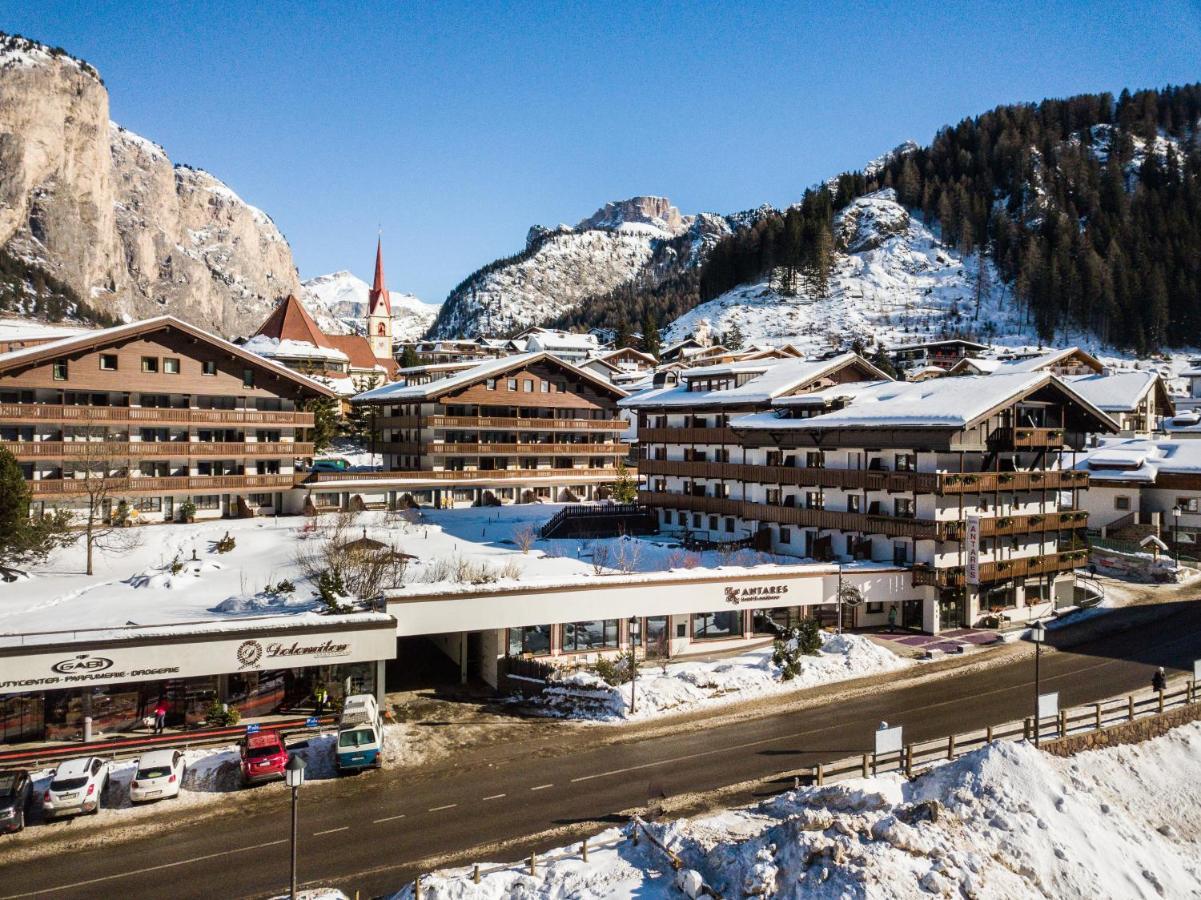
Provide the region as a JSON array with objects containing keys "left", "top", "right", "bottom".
[
  {"left": 0, "top": 770, "right": 33, "bottom": 833},
  {"left": 130, "top": 749, "right": 186, "bottom": 803},
  {"left": 311, "top": 458, "right": 350, "bottom": 473},
  {"left": 42, "top": 757, "right": 109, "bottom": 819},
  {"left": 240, "top": 731, "right": 289, "bottom": 786},
  {"left": 336, "top": 694, "right": 383, "bottom": 773}
]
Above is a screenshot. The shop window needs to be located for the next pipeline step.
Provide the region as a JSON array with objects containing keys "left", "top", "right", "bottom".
[
  {"left": 691, "top": 610, "right": 742, "bottom": 640},
  {"left": 866, "top": 601, "right": 884, "bottom": 614},
  {"left": 507, "top": 625, "right": 551, "bottom": 656},
  {"left": 752, "top": 607, "right": 806, "bottom": 635},
  {"left": 643, "top": 616, "right": 669, "bottom": 658},
  {"left": 52, "top": 360, "right": 68, "bottom": 381},
  {"left": 99, "top": 354, "right": 118, "bottom": 371},
  {"left": 561, "top": 620, "right": 619, "bottom": 652}
]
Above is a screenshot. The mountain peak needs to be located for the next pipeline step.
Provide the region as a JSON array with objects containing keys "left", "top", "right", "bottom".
[{"left": 577, "top": 196, "right": 688, "bottom": 236}]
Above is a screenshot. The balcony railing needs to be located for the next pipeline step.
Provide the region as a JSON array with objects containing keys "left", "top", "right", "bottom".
[
  {"left": 938, "top": 510, "right": 1089, "bottom": 540},
  {"left": 637, "top": 459, "right": 1089, "bottom": 495},
  {"left": 0, "top": 403, "right": 312, "bottom": 426},
  {"left": 419, "top": 442, "right": 627, "bottom": 456},
  {"left": 2, "top": 441, "right": 312, "bottom": 459},
  {"left": 988, "top": 426, "right": 1065, "bottom": 449},
  {"left": 297, "top": 467, "right": 626, "bottom": 485},
  {"left": 910, "top": 549, "right": 1087, "bottom": 587},
  {"left": 638, "top": 491, "right": 938, "bottom": 539},
  {"left": 638, "top": 427, "right": 741, "bottom": 444},
  {"left": 28, "top": 473, "right": 296, "bottom": 496},
  {"left": 428, "top": 415, "right": 626, "bottom": 431}
]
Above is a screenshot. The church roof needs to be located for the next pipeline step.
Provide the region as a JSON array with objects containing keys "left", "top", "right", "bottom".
[
  {"left": 253, "top": 294, "right": 334, "bottom": 349},
  {"left": 326, "top": 333, "right": 399, "bottom": 377},
  {"left": 368, "top": 238, "right": 390, "bottom": 318}
]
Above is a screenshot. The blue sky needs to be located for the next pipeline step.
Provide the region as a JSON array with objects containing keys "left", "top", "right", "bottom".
[{"left": 3, "top": 2, "right": 1199, "bottom": 302}]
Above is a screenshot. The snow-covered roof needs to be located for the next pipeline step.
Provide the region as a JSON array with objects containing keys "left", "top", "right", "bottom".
[
  {"left": 992, "top": 346, "right": 1102, "bottom": 374},
  {"left": 1074, "top": 438, "right": 1201, "bottom": 483},
  {"left": 354, "top": 352, "right": 626, "bottom": 402},
  {"left": 0, "top": 315, "right": 336, "bottom": 397},
  {"left": 1064, "top": 371, "right": 1162, "bottom": 413},
  {"left": 735, "top": 372, "right": 1118, "bottom": 432},
  {"left": 947, "top": 357, "right": 1003, "bottom": 375},
  {"left": 0, "top": 318, "right": 89, "bottom": 343},
  {"left": 243, "top": 334, "right": 350, "bottom": 363},
  {"left": 526, "top": 331, "right": 599, "bottom": 352},
  {"left": 619, "top": 354, "right": 888, "bottom": 410}
]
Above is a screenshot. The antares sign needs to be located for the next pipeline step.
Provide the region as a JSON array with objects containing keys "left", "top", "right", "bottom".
[
  {"left": 723, "top": 584, "right": 790, "bottom": 605},
  {"left": 965, "top": 515, "right": 981, "bottom": 587},
  {"left": 0, "top": 624, "right": 395, "bottom": 694}
]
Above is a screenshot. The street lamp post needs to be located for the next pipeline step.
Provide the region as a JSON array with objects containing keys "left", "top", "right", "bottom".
[
  {"left": 1173, "top": 506, "right": 1182, "bottom": 562},
  {"left": 1030, "top": 620, "right": 1046, "bottom": 748},
  {"left": 629, "top": 615, "right": 639, "bottom": 715},
  {"left": 285, "top": 754, "right": 307, "bottom": 900}
]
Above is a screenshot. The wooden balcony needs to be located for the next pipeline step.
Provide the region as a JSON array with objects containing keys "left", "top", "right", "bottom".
[
  {"left": 638, "top": 459, "right": 1088, "bottom": 495},
  {"left": 2, "top": 441, "right": 312, "bottom": 459},
  {"left": 938, "top": 510, "right": 1089, "bottom": 540},
  {"left": 298, "top": 467, "right": 626, "bottom": 486},
  {"left": 639, "top": 427, "right": 740, "bottom": 445},
  {"left": 0, "top": 403, "right": 313, "bottom": 427},
  {"left": 638, "top": 490, "right": 938, "bottom": 539},
  {"left": 428, "top": 415, "right": 626, "bottom": 431},
  {"left": 28, "top": 473, "right": 296, "bottom": 497},
  {"left": 420, "top": 442, "right": 627, "bottom": 456},
  {"left": 988, "top": 427, "right": 1065, "bottom": 449},
  {"left": 910, "top": 549, "right": 1087, "bottom": 588}
]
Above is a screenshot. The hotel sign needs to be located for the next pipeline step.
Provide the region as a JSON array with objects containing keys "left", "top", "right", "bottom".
[
  {"left": 965, "top": 515, "right": 981, "bottom": 586},
  {"left": 723, "top": 584, "right": 790, "bottom": 605},
  {"left": 0, "top": 623, "right": 396, "bottom": 694}
]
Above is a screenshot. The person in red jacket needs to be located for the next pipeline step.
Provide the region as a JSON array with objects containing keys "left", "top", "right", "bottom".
[{"left": 153, "top": 699, "right": 168, "bottom": 734}]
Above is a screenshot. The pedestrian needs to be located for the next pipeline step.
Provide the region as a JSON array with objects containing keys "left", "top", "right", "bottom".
[
  {"left": 153, "top": 698, "right": 168, "bottom": 734},
  {"left": 1152, "top": 666, "right": 1167, "bottom": 693},
  {"left": 314, "top": 684, "right": 328, "bottom": 717},
  {"left": 887, "top": 605, "right": 898, "bottom": 633}
]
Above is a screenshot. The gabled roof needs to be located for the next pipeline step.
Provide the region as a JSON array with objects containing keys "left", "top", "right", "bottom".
[
  {"left": 619, "top": 353, "right": 891, "bottom": 410},
  {"left": 0, "top": 316, "right": 336, "bottom": 397},
  {"left": 1064, "top": 370, "right": 1171, "bottom": 415},
  {"left": 353, "top": 352, "right": 628, "bottom": 403},
  {"left": 598, "top": 347, "right": 657, "bottom": 366},
  {"left": 325, "top": 334, "right": 399, "bottom": 377},
  {"left": 253, "top": 294, "right": 334, "bottom": 349},
  {"left": 735, "top": 371, "right": 1118, "bottom": 433},
  {"left": 1075, "top": 438, "right": 1201, "bottom": 483},
  {"left": 947, "top": 357, "right": 1003, "bottom": 375},
  {"left": 993, "top": 346, "right": 1103, "bottom": 374},
  {"left": 893, "top": 338, "right": 990, "bottom": 353}
]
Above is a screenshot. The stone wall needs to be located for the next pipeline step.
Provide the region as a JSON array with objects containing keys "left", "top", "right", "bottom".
[{"left": 1041, "top": 699, "right": 1201, "bottom": 757}]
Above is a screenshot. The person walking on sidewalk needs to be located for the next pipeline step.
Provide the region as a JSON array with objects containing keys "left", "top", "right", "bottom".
[
  {"left": 153, "top": 698, "right": 168, "bottom": 734},
  {"left": 1152, "top": 666, "right": 1167, "bottom": 693},
  {"left": 314, "top": 684, "right": 329, "bottom": 717},
  {"left": 887, "top": 605, "right": 898, "bottom": 633}
]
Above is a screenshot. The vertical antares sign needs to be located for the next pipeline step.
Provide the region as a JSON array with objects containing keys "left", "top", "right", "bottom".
[{"left": 965, "top": 515, "right": 981, "bottom": 586}]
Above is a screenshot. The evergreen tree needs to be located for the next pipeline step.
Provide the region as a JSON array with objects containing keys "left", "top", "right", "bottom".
[
  {"left": 305, "top": 396, "right": 339, "bottom": 454},
  {"left": 641, "top": 311, "right": 661, "bottom": 358},
  {"left": 0, "top": 449, "right": 72, "bottom": 573},
  {"left": 723, "top": 322, "right": 745, "bottom": 351},
  {"left": 615, "top": 315, "right": 633, "bottom": 350},
  {"left": 400, "top": 345, "right": 420, "bottom": 368}
]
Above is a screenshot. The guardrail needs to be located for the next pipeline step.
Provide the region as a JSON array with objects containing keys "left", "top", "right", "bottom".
[{"left": 804, "top": 676, "right": 1197, "bottom": 786}]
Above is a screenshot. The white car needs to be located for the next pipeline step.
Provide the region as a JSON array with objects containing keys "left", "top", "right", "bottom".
[
  {"left": 42, "top": 756, "right": 110, "bottom": 819},
  {"left": 130, "top": 749, "right": 186, "bottom": 803}
]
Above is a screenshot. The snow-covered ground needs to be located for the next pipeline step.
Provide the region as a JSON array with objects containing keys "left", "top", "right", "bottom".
[
  {"left": 523, "top": 633, "right": 911, "bottom": 723},
  {"left": 663, "top": 189, "right": 1198, "bottom": 391},
  {"left": 391, "top": 722, "right": 1201, "bottom": 899},
  {"left": 0, "top": 504, "right": 811, "bottom": 637}
]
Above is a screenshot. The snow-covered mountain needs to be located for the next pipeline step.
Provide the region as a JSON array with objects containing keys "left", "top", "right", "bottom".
[
  {"left": 301, "top": 270, "right": 438, "bottom": 342},
  {"left": 665, "top": 189, "right": 1023, "bottom": 354},
  {"left": 427, "top": 197, "right": 764, "bottom": 338}
]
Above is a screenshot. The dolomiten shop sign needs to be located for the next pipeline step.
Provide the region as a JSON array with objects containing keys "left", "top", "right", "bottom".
[{"left": 0, "top": 626, "right": 396, "bottom": 694}]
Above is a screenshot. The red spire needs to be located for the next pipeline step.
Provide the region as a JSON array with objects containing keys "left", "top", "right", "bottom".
[{"left": 368, "top": 237, "right": 390, "bottom": 316}]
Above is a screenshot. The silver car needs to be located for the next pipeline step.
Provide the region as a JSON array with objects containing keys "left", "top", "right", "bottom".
[{"left": 42, "top": 756, "right": 110, "bottom": 819}]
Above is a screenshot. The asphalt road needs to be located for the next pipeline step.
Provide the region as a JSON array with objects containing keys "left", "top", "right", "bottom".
[{"left": 3, "top": 600, "right": 1199, "bottom": 900}]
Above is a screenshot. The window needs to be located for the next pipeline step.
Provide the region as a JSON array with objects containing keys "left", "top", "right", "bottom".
[
  {"left": 643, "top": 616, "right": 669, "bottom": 657},
  {"left": 725, "top": 517, "right": 735, "bottom": 533},
  {"left": 52, "top": 360, "right": 68, "bottom": 381},
  {"left": 163, "top": 358, "right": 180, "bottom": 374},
  {"left": 780, "top": 527, "right": 792, "bottom": 544},
  {"left": 894, "top": 498, "right": 916, "bottom": 518},
  {"left": 866, "top": 601, "right": 884, "bottom": 614},
  {"left": 895, "top": 453, "right": 915, "bottom": 472},
  {"left": 99, "top": 354, "right": 118, "bottom": 371},
  {"left": 540, "top": 380, "right": 549, "bottom": 393},
  {"left": 560, "top": 620, "right": 618, "bottom": 652},
  {"left": 1114, "top": 496, "right": 1131, "bottom": 511},
  {"left": 523, "top": 379, "right": 534, "bottom": 392},
  {"left": 135, "top": 497, "right": 162, "bottom": 512},
  {"left": 507, "top": 625, "right": 551, "bottom": 656},
  {"left": 848, "top": 495, "right": 861, "bottom": 513},
  {"left": 141, "top": 357, "right": 159, "bottom": 373},
  {"left": 486, "top": 378, "right": 496, "bottom": 390},
  {"left": 805, "top": 491, "right": 823, "bottom": 510},
  {"left": 202, "top": 360, "right": 217, "bottom": 376},
  {"left": 692, "top": 610, "right": 742, "bottom": 640},
  {"left": 507, "top": 378, "right": 517, "bottom": 391},
  {"left": 242, "top": 368, "right": 255, "bottom": 388},
  {"left": 806, "top": 451, "right": 824, "bottom": 468},
  {"left": 192, "top": 495, "right": 220, "bottom": 510}
]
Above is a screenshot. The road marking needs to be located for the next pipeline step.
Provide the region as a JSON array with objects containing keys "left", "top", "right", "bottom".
[
  {"left": 313, "top": 826, "right": 349, "bottom": 836},
  {"left": 571, "top": 732, "right": 806, "bottom": 783},
  {"left": 0, "top": 838, "right": 288, "bottom": 898},
  {"left": 373, "top": 813, "right": 406, "bottom": 823},
  {"left": 530, "top": 783, "right": 553, "bottom": 791},
  {"left": 428, "top": 803, "right": 457, "bottom": 812},
  {"left": 482, "top": 792, "right": 506, "bottom": 800}
]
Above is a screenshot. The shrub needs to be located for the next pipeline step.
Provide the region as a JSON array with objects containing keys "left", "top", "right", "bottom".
[
  {"left": 316, "top": 569, "right": 353, "bottom": 613},
  {"left": 169, "top": 554, "right": 184, "bottom": 576},
  {"left": 178, "top": 499, "right": 196, "bottom": 522},
  {"left": 214, "top": 532, "right": 236, "bottom": 554},
  {"left": 590, "top": 543, "right": 611, "bottom": 575},
  {"left": 205, "top": 700, "right": 240, "bottom": 727},
  {"left": 594, "top": 651, "right": 637, "bottom": 686},
  {"left": 513, "top": 524, "right": 537, "bottom": 554}
]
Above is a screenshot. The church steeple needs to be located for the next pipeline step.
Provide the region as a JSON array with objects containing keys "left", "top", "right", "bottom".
[{"left": 366, "top": 237, "right": 393, "bottom": 360}]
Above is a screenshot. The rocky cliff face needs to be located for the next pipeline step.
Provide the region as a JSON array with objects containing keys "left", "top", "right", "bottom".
[{"left": 0, "top": 34, "right": 300, "bottom": 337}]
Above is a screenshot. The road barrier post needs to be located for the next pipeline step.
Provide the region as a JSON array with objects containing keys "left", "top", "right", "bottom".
[
  {"left": 815, "top": 763, "right": 824, "bottom": 786},
  {"left": 861, "top": 753, "right": 870, "bottom": 778},
  {"left": 581, "top": 838, "right": 588, "bottom": 862},
  {"left": 1058, "top": 710, "right": 1067, "bottom": 737},
  {"left": 1024, "top": 717, "right": 1032, "bottom": 740},
  {"left": 1158, "top": 689, "right": 1165, "bottom": 714},
  {"left": 986, "top": 725, "right": 993, "bottom": 743},
  {"left": 947, "top": 734, "right": 955, "bottom": 759},
  {"left": 1094, "top": 703, "right": 1102, "bottom": 730},
  {"left": 529, "top": 852, "right": 537, "bottom": 876},
  {"left": 904, "top": 745, "right": 913, "bottom": 777},
  {"left": 473, "top": 865, "right": 480, "bottom": 885},
  {"left": 1128, "top": 695, "right": 1135, "bottom": 722},
  {"left": 414, "top": 876, "right": 422, "bottom": 900}
]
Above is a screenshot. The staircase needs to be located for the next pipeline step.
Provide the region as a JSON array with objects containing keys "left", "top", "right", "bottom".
[{"left": 539, "top": 504, "right": 658, "bottom": 539}]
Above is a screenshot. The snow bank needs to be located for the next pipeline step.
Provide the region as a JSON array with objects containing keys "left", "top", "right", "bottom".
[
  {"left": 519, "top": 632, "right": 911, "bottom": 723},
  {"left": 393, "top": 723, "right": 1201, "bottom": 898}
]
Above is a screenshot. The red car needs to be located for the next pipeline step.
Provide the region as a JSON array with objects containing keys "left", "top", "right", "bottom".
[{"left": 240, "top": 731, "right": 288, "bottom": 786}]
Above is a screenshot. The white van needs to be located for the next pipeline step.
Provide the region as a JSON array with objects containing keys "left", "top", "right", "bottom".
[{"left": 335, "top": 694, "right": 383, "bottom": 773}]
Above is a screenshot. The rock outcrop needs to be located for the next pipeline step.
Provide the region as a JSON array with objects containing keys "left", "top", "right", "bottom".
[{"left": 0, "top": 34, "right": 300, "bottom": 337}]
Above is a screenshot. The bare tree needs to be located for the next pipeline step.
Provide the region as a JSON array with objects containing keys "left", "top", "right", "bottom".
[
  {"left": 71, "top": 427, "right": 141, "bottom": 576},
  {"left": 294, "top": 511, "right": 411, "bottom": 605},
  {"left": 614, "top": 538, "right": 642, "bottom": 575},
  {"left": 513, "top": 524, "right": 537, "bottom": 555},
  {"left": 589, "top": 542, "right": 611, "bottom": 575}
]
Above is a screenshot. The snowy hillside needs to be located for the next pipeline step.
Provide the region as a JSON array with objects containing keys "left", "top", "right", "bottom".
[
  {"left": 398, "top": 723, "right": 1201, "bottom": 898},
  {"left": 302, "top": 270, "right": 438, "bottom": 341},
  {"left": 666, "top": 189, "right": 1026, "bottom": 355},
  {"left": 428, "top": 197, "right": 759, "bottom": 338}
]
